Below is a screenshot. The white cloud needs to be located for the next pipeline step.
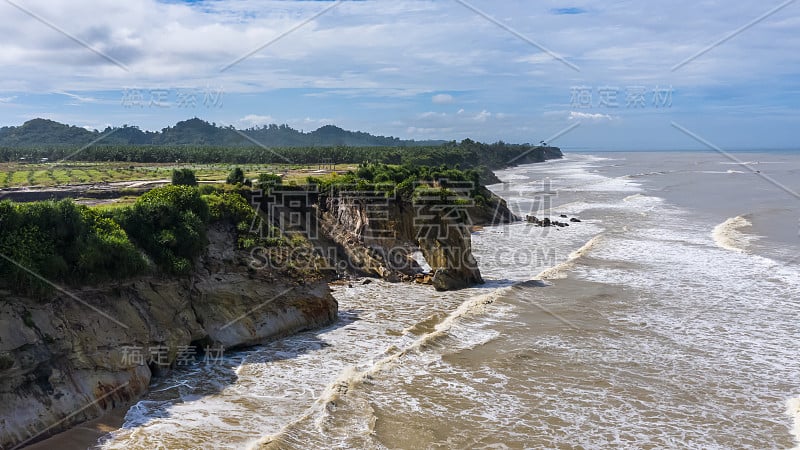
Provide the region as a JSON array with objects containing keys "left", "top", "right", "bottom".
[
  {"left": 407, "top": 126, "right": 453, "bottom": 136},
  {"left": 419, "top": 111, "right": 447, "bottom": 119},
  {"left": 0, "top": 0, "right": 795, "bottom": 96},
  {"left": 0, "top": 0, "right": 796, "bottom": 148},
  {"left": 474, "top": 110, "right": 492, "bottom": 122},
  {"left": 432, "top": 93, "right": 454, "bottom": 104},
  {"left": 238, "top": 114, "right": 274, "bottom": 128},
  {"left": 568, "top": 111, "right": 616, "bottom": 121},
  {"left": 302, "top": 117, "right": 333, "bottom": 125},
  {"left": 57, "top": 91, "right": 104, "bottom": 105}
]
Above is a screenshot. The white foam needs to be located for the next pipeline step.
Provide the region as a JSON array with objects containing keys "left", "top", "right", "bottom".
[
  {"left": 100, "top": 152, "right": 800, "bottom": 449},
  {"left": 712, "top": 215, "right": 758, "bottom": 253},
  {"left": 535, "top": 233, "right": 604, "bottom": 280},
  {"left": 472, "top": 221, "right": 603, "bottom": 282},
  {"left": 511, "top": 154, "right": 800, "bottom": 448},
  {"left": 100, "top": 280, "right": 477, "bottom": 449},
  {"left": 788, "top": 396, "right": 800, "bottom": 450}
]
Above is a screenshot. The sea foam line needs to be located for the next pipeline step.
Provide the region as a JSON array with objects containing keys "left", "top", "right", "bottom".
[
  {"left": 788, "top": 396, "right": 800, "bottom": 450},
  {"left": 251, "top": 286, "right": 514, "bottom": 449},
  {"left": 535, "top": 233, "right": 605, "bottom": 280}
]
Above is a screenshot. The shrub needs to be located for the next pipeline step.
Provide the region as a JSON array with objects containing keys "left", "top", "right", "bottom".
[
  {"left": 226, "top": 167, "right": 245, "bottom": 185},
  {"left": 198, "top": 184, "right": 222, "bottom": 195},
  {"left": 202, "top": 191, "right": 261, "bottom": 249},
  {"left": 114, "top": 186, "right": 209, "bottom": 274},
  {"left": 0, "top": 199, "right": 146, "bottom": 294},
  {"left": 172, "top": 168, "right": 198, "bottom": 186},
  {"left": 202, "top": 191, "right": 254, "bottom": 225}
]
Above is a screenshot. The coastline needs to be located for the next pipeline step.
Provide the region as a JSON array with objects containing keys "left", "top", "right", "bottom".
[
  {"left": 24, "top": 151, "right": 800, "bottom": 448},
  {"left": 23, "top": 408, "right": 127, "bottom": 450},
  {"left": 13, "top": 158, "right": 548, "bottom": 449}
]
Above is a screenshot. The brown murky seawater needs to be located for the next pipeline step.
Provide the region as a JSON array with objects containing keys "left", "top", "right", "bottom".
[{"left": 44, "top": 152, "right": 800, "bottom": 449}]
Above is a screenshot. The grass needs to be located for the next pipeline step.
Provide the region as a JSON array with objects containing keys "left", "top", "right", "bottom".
[
  {"left": 10, "top": 171, "right": 29, "bottom": 186},
  {"left": 86, "top": 196, "right": 140, "bottom": 211},
  {"left": 0, "top": 162, "right": 357, "bottom": 188}
]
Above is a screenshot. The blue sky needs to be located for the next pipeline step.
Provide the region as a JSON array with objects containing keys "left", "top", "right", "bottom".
[{"left": 0, "top": 0, "right": 798, "bottom": 150}]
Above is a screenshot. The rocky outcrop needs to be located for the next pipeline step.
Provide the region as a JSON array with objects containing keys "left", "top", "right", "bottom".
[
  {"left": 317, "top": 194, "right": 420, "bottom": 281},
  {"left": 525, "top": 214, "right": 581, "bottom": 228},
  {"left": 465, "top": 186, "right": 519, "bottom": 225},
  {"left": 0, "top": 224, "right": 337, "bottom": 449},
  {"left": 415, "top": 205, "right": 484, "bottom": 291},
  {"left": 311, "top": 188, "right": 514, "bottom": 290}
]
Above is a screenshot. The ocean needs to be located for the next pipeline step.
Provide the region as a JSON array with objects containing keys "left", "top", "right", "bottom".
[{"left": 92, "top": 151, "right": 800, "bottom": 449}]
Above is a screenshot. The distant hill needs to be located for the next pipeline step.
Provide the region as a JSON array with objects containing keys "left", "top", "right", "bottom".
[{"left": 0, "top": 118, "right": 445, "bottom": 148}]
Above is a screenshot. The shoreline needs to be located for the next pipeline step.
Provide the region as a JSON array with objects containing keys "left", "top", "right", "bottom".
[
  {"left": 8, "top": 160, "right": 553, "bottom": 449},
  {"left": 23, "top": 407, "right": 128, "bottom": 450}
]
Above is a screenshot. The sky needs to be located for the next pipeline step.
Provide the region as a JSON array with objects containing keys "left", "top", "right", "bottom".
[{"left": 0, "top": 0, "right": 798, "bottom": 150}]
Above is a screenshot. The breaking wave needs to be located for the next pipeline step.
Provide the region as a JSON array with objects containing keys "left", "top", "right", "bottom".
[{"left": 712, "top": 215, "right": 757, "bottom": 253}]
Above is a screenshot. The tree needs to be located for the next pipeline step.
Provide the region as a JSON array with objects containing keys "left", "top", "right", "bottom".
[
  {"left": 172, "top": 168, "right": 198, "bottom": 186},
  {"left": 226, "top": 167, "right": 245, "bottom": 185}
]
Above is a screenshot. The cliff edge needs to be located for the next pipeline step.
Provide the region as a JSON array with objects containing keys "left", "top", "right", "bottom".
[{"left": 0, "top": 224, "right": 337, "bottom": 449}]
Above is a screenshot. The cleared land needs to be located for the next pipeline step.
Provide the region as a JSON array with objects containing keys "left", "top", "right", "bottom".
[{"left": 0, "top": 162, "right": 354, "bottom": 188}]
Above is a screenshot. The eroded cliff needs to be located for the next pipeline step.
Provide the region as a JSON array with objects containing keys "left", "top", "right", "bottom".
[
  {"left": 307, "top": 187, "right": 515, "bottom": 290},
  {"left": 0, "top": 224, "right": 337, "bottom": 448}
]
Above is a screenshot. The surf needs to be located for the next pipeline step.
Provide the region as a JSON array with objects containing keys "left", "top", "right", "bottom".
[{"left": 712, "top": 215, "right": 758, "bottom": 253}]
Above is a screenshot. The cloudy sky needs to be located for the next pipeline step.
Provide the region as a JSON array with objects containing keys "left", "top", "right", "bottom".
[{"left": 0, "top": 0, "right": 798, "bottom": 150}]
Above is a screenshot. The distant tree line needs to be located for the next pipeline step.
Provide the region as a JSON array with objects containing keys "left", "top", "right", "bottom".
[
  {"left": 0, "top": 118, "right": 442, "bottom": 148},
  {"left": 0, "top": 140, "right": 562, "bottom": 173}
]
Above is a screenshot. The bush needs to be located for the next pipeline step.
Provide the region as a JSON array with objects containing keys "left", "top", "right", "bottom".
[
  {"left": 0, "top": 187, "right": 275, "bottom": 291},
  {"left": 114, "top": 185, "right": 209, "bottom": 274},
  {"left": 202, "top": 191, "right": 262, "bottom": 249},
  {"left": 172, "top": 168, "right": 198, "bottom": 186},
  {"left": 226, "top": 167, "right": 245, "bottom": 185},
  {"left": 202, "top": 191, "right": 254, "bottom": 225},
  {"left": 198, "top": 184, "right": 222, "bottom": 195},
  {"left": 0, "top": 199, "right": 146, "bottom": 294}
]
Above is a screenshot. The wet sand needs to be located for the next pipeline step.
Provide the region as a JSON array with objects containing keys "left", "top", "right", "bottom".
[{"left": 24, "top": 407, "right": 128, "bottom": 450}]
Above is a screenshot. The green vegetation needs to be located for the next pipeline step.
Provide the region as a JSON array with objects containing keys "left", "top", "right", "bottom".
[
  {"left": 171, "top": 168, "right": 198, "bottom": 186},
  {"left": 0, "top": 186, "right": 263, "bottom": 294},
  {"left": 257, "top": 173, "right": 282, "bottom": 188},
  {"left": 0, "top": 140, "right": 561, "bottom": 176},
  {"left": 112, "top": 186, "right": 209, "bottom": 275},
  {"left": 226, "top": 167, "right": 245, "bottom": 185},
  {"left": 309, "top": 162, "right": 482, "bottom": 202},
  {"left": 202, "top": 190, "right": 259, "bottom": 249},
  {"left": 0, "top": 199, "right": 146, "bottom": 294}
]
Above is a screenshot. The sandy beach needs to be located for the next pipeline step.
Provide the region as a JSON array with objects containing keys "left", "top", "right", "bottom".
[{"left": 24, "top": 407, "right": 128, "bottom": 450}]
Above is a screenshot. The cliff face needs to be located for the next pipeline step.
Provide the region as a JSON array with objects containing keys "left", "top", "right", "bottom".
[
  {"left": 414, "top": 204, "right": 484, "bottom": 291},
  {"left": 0, "top": 224, "right": 337, "bottom": 449},
  {"left": 318, "top": 195, "right": 419, "bottom": 281},
  {"left": 313, "top": 189, "right": 514, "bottom": 290}
]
